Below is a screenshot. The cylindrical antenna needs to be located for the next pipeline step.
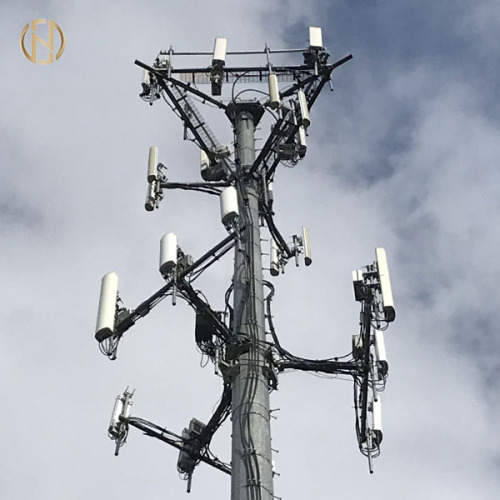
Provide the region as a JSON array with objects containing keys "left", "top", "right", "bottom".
[
  {"left": 147, "top": 146, "right": 159, "bottom": 182},
  {"left": 268, "top": 74, "right": 280, "bottom": 109},
  {"left": 297, "top": 126, "right": 307, "bottom": 158},
  {"left": 270, "top": 239, "right": 280, "bottom": 276},
  {"left": 220, "top": 186, "right": 239, "bottom": 226},
  {"left": 95, "top": 272, "right": 119, "bottom": 341},
  {"left": 297, "top": 89, "right": 310, "bottom": 128},
  {"left": 302, "top": 226, "right": 312, "bottom": 266},
  {"left": 200, "top": 149, "right": 210, "bottom": 177},
  {"left": 212, "top": 37, "right": 227, "bottom": 64},
  {"left": 144, "top": 181, "right": 156, "bottom": 211},
  {"left": 160, "top": 233, "right": 178, "bottom": 276}
]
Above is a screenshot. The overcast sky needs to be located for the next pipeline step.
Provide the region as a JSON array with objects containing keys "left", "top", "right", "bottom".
[{"left": 1, "top": 1, "right": 499, "bottom": 499}]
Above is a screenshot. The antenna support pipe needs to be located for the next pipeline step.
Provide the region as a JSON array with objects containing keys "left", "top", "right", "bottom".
[{"left": 231, "top": 104, "right": 274, "bottom": 500}]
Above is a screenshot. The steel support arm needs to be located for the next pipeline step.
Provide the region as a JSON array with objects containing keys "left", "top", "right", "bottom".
[
  {"left": 277, "top": 360, "right": 358, "bottom": 375},
  {"left": 97, "top": 234, "right": 238, "bottom": 341},
  {"left": 135, "top": 60, "right": 227, "bottom": 111},
  {"left": 127, "top": 418, "right": 231, "bottom": 476}
]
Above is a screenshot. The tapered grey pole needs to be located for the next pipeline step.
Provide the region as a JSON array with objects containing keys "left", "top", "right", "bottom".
[{"left": 231, "top": 105, "right": 274, "bottom": 500}]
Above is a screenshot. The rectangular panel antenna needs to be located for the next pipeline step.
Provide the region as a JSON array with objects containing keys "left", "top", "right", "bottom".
[
  {"left": 309, "top": 27, "right": 323, "bottom": 48},
  {"left": 375, "top": 248, "right": 395, "bottom": 322}
]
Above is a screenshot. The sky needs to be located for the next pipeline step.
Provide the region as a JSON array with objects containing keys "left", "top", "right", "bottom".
[{"left": 1, "top": 1, "right": 499, "bottom": 499}]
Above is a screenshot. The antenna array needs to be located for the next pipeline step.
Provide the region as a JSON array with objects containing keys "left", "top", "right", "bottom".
[{"left": 94, "top": 26, "right": 397, "bottom": 498}]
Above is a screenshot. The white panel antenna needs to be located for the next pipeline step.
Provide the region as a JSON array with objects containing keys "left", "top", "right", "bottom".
[
  {"left": 213, "top": 38, "right": 227, "bottom": 64},
  {"left": 374, "top": 329, "right": 388, "bottom": 377},
  {"left": 147, "top": 145, "right": 158, "bottom": 182},
  {"left": 302, "top": 226, "right": 312, "bottom": 266},
  {"left": 297, "top": 89, "right": 310, "bottom": 128},
  {"left": 268, "top": 74, "right": 280, "bottom": 109},
  {"left": 372, "top": 396, "right": 383, "bottom": 443},
  {"left": 220, "top": 186, "right": 239, "bottom": 226},
  {"left": 270, "top": 239, "right": 280, "bottom": 276},
  {"left": 96, "top": 272, "right": 119, "bottom": 341},
  {"left": 374, "top": 330, "right": 388, "bottom": 364},
  {"left": 309, "top": 26, "right": 323, "bottom": 49},
  {"left": 375, "top": 247, "right": 395, "bottom": 322},
  {"left": 160, "top": 233, "right": 178, "bottom": 276}
]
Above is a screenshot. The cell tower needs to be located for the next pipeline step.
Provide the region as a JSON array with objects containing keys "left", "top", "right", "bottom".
[{"left": 94, "top": 26, "right": 396, "bottom": 499}]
